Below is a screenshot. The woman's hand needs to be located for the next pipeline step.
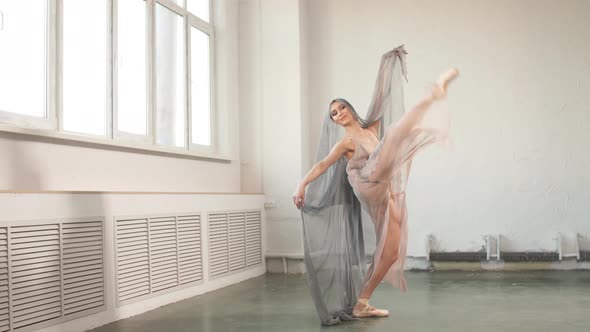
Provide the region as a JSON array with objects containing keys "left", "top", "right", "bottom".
[{"left": 293, "top": 184, "right": 305, "bottom": 209}]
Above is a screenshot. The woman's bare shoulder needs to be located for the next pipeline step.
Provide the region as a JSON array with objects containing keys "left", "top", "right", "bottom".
[{"left": 338, "top": 136, "right": 356, "bottom": 151}]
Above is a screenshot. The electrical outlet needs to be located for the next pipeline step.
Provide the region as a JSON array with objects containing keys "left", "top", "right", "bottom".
[{"left": 264, "top": 200, "right": 278, "bottom": 208}]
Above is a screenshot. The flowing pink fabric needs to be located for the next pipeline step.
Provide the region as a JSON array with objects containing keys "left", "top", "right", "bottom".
[{"left": 346, "top": 95, "right": 449, "bottom": 291}]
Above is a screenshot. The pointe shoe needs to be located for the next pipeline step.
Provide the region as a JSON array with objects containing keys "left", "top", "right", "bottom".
[
  {"left": 436, "top": 68, "right": 460, "bottom": 96},
  {"left": 352, "top": 299, "right": 389, "bottom": 318}
]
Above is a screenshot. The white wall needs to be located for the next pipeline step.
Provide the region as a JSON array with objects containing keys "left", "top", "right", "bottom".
[
  {"left": 239, "top": 0, "right": 306, "bottom": 255},
  {"left": 241, "top": 0, "right": 590, "bottom": 257},
  {"left": 239, "top": 0, "right": 263, "bottom": 193},
  {"left": 0, "top": 132, "right": 240, "bottom": 192}
]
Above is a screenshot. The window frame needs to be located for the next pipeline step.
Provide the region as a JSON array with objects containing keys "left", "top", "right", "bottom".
[
  {"left": 112, "top": 0, "right": 153, "bottom": 145},
  {"left": 187, "top": 6, "right": 215, "bottom": 154},
  {"left": 0, "top": 0, "right": 222, "bottom": 160},
  {"left": 154, "top": 0, "right": 187, "bottom": 151},
  {"left": 0, "top": 0, "right": 57, "bottom": 131},
  {"left": 57, "top": 0, "right": 113, "bottom": 139}
]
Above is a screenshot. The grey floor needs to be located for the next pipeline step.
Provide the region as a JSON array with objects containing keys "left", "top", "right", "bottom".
[{"left": 91, "top": 271, "right": 590, "bottom": 332}]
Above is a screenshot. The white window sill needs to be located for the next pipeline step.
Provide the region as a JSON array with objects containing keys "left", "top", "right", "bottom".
[{"left": 0, "top": 123, "right": 233, "bottom": 162}]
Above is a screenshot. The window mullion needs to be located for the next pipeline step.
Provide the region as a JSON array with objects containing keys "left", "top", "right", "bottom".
[
  {"left": 47, "top": 0, "right": 58, "bottom": 130},
  {"left": 185, "top": 12, "right": 191, "bottom": 150},
  {"left": 188, "top": 14, "right": 210, "bottom": 34},
  {"left": 107, "top": 0, "right": 114, "bottom": 139},
  {"left": 146, "top": 0, "right": 154, "bottom": 142},
  {"left": 209, "top": 19, "right": 216, "bottom": 151},
  {"left": 56, "top": 0, "right": 64, "bottom": 132},
  {"left": 148, "top": 0, "right": 157, "bottom": 146},
  {"left": 156, "top": 0, "right": 184, "bottom": 15},
  {"left": 112, "top": 0, "right": 119, "bottom": 139}
]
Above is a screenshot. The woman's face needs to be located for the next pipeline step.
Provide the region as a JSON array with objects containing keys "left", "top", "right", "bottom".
[{"left": 329, "top": 101, "right": 353, "bottom": 126}]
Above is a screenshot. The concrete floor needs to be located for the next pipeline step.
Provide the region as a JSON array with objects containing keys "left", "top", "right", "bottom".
[{"left": 91, "top": 271, "right": 590, "bottom": 332}]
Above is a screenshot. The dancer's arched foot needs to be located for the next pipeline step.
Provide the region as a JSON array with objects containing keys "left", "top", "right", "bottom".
[
  {"left": 352, "top": 298, "right": 389, "bottom": 318},
  {"left": 432, "top": 68, "right": 459, "bottom": 99}
]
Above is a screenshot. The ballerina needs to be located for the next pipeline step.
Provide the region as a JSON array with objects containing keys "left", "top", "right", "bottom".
[{"left": 294, "top": 45, "right": 458, "bottom": 325}]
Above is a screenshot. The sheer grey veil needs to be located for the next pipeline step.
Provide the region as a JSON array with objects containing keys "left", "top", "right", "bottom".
[{"left": 300, "top": 45, "right": 408, "bottom": 325}]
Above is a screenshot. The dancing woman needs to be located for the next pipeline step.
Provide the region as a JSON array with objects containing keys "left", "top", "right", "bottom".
[{"left": 294, "top": 45, "right": 458, "bottom": 325}]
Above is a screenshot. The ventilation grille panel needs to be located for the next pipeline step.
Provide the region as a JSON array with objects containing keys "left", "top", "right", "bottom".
[
  {"left": 0, "top": 228, "right": 9, "bottom": 332},
  {"left": 228, "top": 213, "right": 245, "bottom": 271},
  {"left": 208, "top": 210, "right": 262, "bottom": 278},
  {"left": 149, "top": 217, "right": 178, "bottom": 292},
  {"left": 62, "top": 221, "right": 104, "bottom": 316},
  {"left": 115, "top": 214, "right": 204, "bottom": 305},
  {"left": 0, "top": 219, "right": 105, "bottom": 332},
  {"left": 177, "top": 216, "right": 202, "bottom": 285},
  {"left": 116, "top": 218, "right": 150, "bottom": 302},
  {"left": 208, "top": 213, "right": 229, "bottom": 277},
  {"left": 11, "top": 225, "right": 62, "bottom": 329},
  {"left": 245, "top": 211, "right": 262, "bottom": 266}
]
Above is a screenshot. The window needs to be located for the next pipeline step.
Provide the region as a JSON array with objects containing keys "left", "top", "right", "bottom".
[
  {"left": 0, "top": 0, "right": 217, "bottom": 157},
  {"left": 190, "top": 26, "right": 211, "bottom": 146},
  {"left": 0, "top": 1, "right": 48, "bottom": 121},
  {"left": 62, "top": 0, "right": 109, "bottom": 136},
  {"left": 155, "top": 3, "right": 185, "bottom": 148},
  {"left": 116, "top": 0, "right": 148, "bottom": 137},
  {"left": 188, "top": 0, "right": 210, "bottom": 22}
]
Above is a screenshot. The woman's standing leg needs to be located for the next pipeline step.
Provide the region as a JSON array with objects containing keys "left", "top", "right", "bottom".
[{"left": 353, "top": 194, "right": 401, "bottom": 317}]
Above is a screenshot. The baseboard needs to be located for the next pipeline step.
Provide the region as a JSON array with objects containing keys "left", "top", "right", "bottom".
[{"left": 265, "top": 255, "right": 590, "bottom": 273}]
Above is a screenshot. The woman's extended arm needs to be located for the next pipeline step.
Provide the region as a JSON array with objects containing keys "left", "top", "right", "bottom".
[{"left": 293, "top": 138, "right": 353, "bottom": 209}]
